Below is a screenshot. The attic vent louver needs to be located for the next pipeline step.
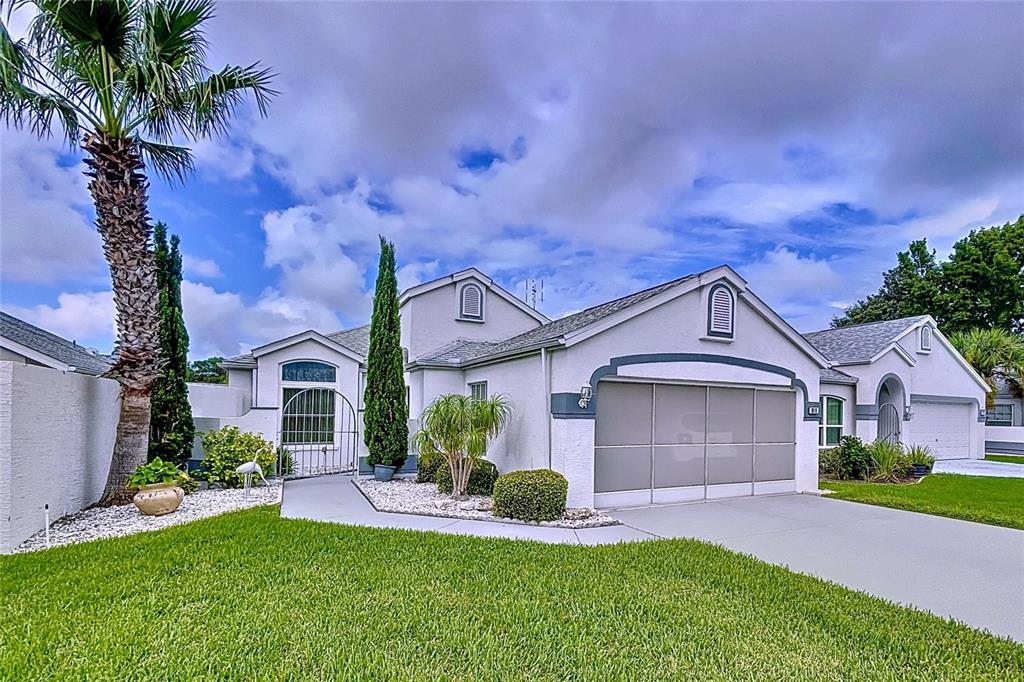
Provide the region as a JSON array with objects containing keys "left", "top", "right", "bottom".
[
  {"left": 460, "top": 283, "right": 483, "bottom": 320},
  {"left": 708, "top": 285, "right": 734, "bottom": 338}
]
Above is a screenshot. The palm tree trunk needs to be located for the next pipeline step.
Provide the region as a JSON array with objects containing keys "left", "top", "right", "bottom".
[{"left": 84, "top": 132, "right": 162, "bottom": 505}]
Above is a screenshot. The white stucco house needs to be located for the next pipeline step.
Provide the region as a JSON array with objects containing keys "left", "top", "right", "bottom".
[{"left": 206, "top": 265, "right": 989, "bottom": 508}]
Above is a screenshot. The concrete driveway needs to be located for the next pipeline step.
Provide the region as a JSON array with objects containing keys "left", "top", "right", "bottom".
[
  {"left": 934, "top": 458, "right": 1024, "bottom": 478},
  {"left": 610, "top": 494, "right": 1024, "bottom": 642}
]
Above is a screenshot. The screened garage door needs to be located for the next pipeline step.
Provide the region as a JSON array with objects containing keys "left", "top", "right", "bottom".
[
  {"left": 594, "top": 381, "right": 796, "bottom": 508},
  {"left": 912, "top": 402, "right": 972, "bottom": 460}
]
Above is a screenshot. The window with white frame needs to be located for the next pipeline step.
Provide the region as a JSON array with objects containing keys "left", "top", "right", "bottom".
[
  {"left": 460, "top": 283, "right": 484, "bottom": 320},
  {"left": 707, "top": 284, "right": 734, "bottom": 338},
  {"left": 818, "top": 396, "right": 844, "bottom": 447},
  {"left": 987, "top": 403, "right": 1014, "bottom": 427},
  {"left": 920, "top": 326, "right": 932, "bottom": 352},
  {"left": 468, "top": 381, "right": 488, "bottom": 402}
]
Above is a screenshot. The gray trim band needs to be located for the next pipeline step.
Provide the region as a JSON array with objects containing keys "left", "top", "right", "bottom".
[
  {"left": 986, "top": 441, "right": 1024, "bottom": 455},
  {"left": 550, "top": 353, "right": 817, "bottom": 420},
  {"left": 855, "top": 404, "right": 878, "bottom": 421},
  {"left": 910, "top": 393, "right": 985, "bottom": 422}
]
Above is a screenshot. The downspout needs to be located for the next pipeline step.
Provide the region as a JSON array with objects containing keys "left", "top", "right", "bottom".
[{"left": 542, "top": 347, "right": 552, "bottom": 469}]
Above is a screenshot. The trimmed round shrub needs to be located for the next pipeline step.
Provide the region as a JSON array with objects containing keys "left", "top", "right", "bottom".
[
  {"left": 492, "top": 469, "right": 568, "bottom": 522},
  {"left": 436, "top": 459, "right": 499, "bottom": 496},
  {"left": 416, "top": 452, "right": 443, "bottom": 483}
]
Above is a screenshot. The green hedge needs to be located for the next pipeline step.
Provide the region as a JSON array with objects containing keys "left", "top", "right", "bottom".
[
  {"left": 492, "top": 469, "right": 567, "bottom": 522},
  {"left": 416, "top": 452, "right": 444, "bottom": 483},
  {"left": 436, "top": 459, "right": 499, "bottom": 496}
]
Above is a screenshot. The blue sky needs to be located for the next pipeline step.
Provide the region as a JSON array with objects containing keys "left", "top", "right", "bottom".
[{"left": 1, "top": 2, "right": 1022, "bottom": 358}]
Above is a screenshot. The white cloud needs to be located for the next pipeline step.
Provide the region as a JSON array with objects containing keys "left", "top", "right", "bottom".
[
  {"left": 742, "top": 247, "right": 844, "bottom": 331},
  {"left": 4, "top": 291, "right": 115, "bottom": 346},
  {"left": 396, "top": 260, "right": 440, "bottom": 292},
  {"left": 182, "top": 254, "right": 224, "bottom": 279}
]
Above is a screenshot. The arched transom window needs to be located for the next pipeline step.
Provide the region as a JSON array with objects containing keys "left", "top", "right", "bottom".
[
  {"left": 707, "top": 284, "right": 734, "bottom": 338},
  {"left": 920, "top": 326, "right": 932, "bottom": 352},
  {"left": 281, "top": 361, "right": 336, "bottom": 383},
  {"left": 460, "top": 283, "right": 484, "bottom": 320}
]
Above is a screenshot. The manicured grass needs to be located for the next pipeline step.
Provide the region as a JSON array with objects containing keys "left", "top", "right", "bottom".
[
  {"left": 1, "top": 507, "right": 1021, "bottom": 680},
  {"left": 986, "top": 454, "right": 1024, "bottom": 465},
  {"left": 823, "top": 474, "right": 1024, "bottom": 529}
]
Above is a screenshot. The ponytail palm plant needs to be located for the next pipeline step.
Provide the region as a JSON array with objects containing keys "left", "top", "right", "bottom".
[
  {"left": 0, "top": 0, "right": 274, "bottom": 503},
  {"left": 415, "top": 393, "right": 512, "bottom": 500}
]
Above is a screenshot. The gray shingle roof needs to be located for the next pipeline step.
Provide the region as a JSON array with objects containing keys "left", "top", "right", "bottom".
[
  {"left": 802, "top": 316, "right": 927, "bottom": 364},
  {"left": 819, "top": 367, "right": 858, "bottom": 384},
  {"left": 414, "top": 272, "right": 702, "bottom": 366},
  {"left": 0, "top": 311, "right": 112, "bottom": 375}
]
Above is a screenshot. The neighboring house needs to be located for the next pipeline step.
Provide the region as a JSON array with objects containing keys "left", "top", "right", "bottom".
[
  {"left": 210, "top": 265, "right": 989, "bottom": 509},
  {"left": 0, "top": 311, "right": 112, "bottom": 376},
  {"left": 986, "top": 377, "right": 1024, "bottom": 455}
]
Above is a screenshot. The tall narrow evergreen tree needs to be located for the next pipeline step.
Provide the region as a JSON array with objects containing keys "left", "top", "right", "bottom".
[
  {"left": 149, "top": 223, "right": 195, "bottom": 467},
  {"left": 364, "top": 237, "right": 409, "bottom": 469}
]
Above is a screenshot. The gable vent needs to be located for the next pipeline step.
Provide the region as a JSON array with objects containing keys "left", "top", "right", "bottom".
[
  {"left": 708, "top": 285, "right": 734, "bottom": 338},
  {"left": 461, "top": 284, "right": 483, "bottom": 319},
  {"left": 920, "top": 325, "right": 931, "bottom": 351}
]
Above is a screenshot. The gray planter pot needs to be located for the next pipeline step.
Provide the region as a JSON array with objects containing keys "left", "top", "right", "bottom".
[{"left": 373, "top": 464, "right": 397, "bottom": 482}]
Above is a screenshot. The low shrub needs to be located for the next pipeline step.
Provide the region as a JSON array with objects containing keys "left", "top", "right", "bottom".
[
  {"left": 820, "top": 436, "right": 871, "bottom": 480},
  {"left": 436, "top": 459, "right": 499, "bottom": 496},
  {"left": 275, "top": 446, "right": 295, "bottom": 477},
  {"left": 868, "top": 440, "right": 909, "bottom": 483},
  {"left": 492, "top": 469, "right": 568, "bottom": 522},
  {"left": 416, "top": 452, "right": 443, "bottom": 483},
  {"left": 201, "top": 426, "right": 276, "bottom": 488},
  {"left": 905, "top": 445, "right": 936, "bottom": 467}
]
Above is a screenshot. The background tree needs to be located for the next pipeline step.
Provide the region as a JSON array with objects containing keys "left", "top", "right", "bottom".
[
  {"left": 414, "top": 393, "right": 512, "bottom": 500},
  {"left": 833, "top": 216, "right": 1024, "bottom": 334},
  {"left": 363, "top": 237, "right": 409, "bottom": 469},
  {"left": 833, "top": 240, "right": 942, "bottom": 328},
  {"left": 1, "top": 0, "right": 273, "bottom": 502},
  {"left": 949, "top": 328, "right": 1024, "bottom": 408},
  {"left": 187, "top": 357, "right": 227, "bottom": 383},
  {"left": 940, "top": 216, "right": 1024, "bottom": 334},
  {"left": 149, "top": 222, "right": 194, "bottom": 467}
]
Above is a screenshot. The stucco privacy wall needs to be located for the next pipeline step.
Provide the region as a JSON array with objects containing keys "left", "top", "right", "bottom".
[
  {"left": 0, "top": 362, "right": 120, "bottom": 553},
  {"left": 547, "top": 286, "right": 822, "bottom": 505},
  {"left": 401, "top": 278, "right": 541, "bottom": 360},
  {"left": 188, "top": 382, "right": 249, "bottom": 418}
]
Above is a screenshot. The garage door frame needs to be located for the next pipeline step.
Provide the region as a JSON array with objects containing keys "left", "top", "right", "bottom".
[
  {"left": 910, "top": 397, "right": 974, "bottom": 460},
  {"left": 594, "top": 378, "right": 798, "bottom": 508}
]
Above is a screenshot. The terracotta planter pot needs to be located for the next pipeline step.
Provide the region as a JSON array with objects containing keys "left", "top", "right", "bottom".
[{"left": 133, "top": 483, "right": 184, "bottom": 516}]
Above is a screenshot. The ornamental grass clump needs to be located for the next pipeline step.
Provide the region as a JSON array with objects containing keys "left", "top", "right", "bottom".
[
  {"left": 414, "top": 393, "right": 512, "bottom": 499},
  {"left": 492, "top": 469, "right": 568, "bottom": 522},
  {"left": 868, "top": 441, "right": 909, "bottom": 483}
]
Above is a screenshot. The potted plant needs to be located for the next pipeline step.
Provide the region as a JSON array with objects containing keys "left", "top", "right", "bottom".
[
  {"left": 905, "top": 445, "right": 935, "bottom": 477},
  {"left": 128, "top": 458, "right": 188, "bottom": 516}
]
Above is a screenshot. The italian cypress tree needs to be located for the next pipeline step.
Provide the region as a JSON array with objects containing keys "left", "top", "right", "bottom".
[
  {"left": 364, "top": 237, "right": 409, "bottom": 469},
  {"left": 149, "top": 223, "right": 195, "bottom": 467}
]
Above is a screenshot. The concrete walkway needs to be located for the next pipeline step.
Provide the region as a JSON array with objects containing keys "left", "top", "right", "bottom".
[
  {"left": 934, "top": 458, "right": 1024, "bottom": 478},
  {"left": 281, "top": 475, "right": 1024, "bottom": 641}
]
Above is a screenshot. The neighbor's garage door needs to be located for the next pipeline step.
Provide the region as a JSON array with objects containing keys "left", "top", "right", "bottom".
[
  {"left": 912, "top": 402, "right": 972, "bottom": 460},
  {"left": 594, "top": 381, "right": 796, "bottom": 508}
]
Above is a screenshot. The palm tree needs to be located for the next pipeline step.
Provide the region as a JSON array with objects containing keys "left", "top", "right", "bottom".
[
  {"left": 414, "top": 393, "right": 512, "bottom": 500},
  {"left": 949, "top": 328, "right": 1024, "bottom": 408},
  {"left": 1, "top": 0, "right": 274, "bottom": 503}
]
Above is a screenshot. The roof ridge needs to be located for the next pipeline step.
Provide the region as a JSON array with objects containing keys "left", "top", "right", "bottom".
[{"left": 803, "top": 315, "right": 927, "bottom": 337}]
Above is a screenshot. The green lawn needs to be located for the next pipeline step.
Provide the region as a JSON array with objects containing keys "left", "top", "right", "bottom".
[
  {"left": 823, "top": 474, "right": 1024, "bottom": 529},
  {"left": 986, "top": 454, "right": 1024, "bottom": 465},
  {"left": 1, "top": 507, "right": 1021, "bottom": 680}
]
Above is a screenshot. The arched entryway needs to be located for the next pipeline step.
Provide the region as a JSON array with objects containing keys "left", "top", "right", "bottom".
[
  {"left": 876, "top": 374, "right": 905, "bottom": 444},
  {"left": 277, "top": 387, "right": 358, "bottom": 478}
]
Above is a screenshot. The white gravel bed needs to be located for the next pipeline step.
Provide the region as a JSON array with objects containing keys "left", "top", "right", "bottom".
[
  {"left": 15, "top": 483, "right": 282, "bottom": 553},
  {"left": 355, "top": 477, "right": 618, "bottom": 528}
]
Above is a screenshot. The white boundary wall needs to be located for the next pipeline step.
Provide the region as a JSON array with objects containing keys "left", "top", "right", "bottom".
[{"left": 0, "top": 362, "right": 120, "bottom": 553}]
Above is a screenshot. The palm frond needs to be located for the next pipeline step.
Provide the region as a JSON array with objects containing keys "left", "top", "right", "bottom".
[
  {"left": 29, "top": 0, "right": 136, "bottom": 68},
  {"left": 180, "top": 61, "right": 276, "bottom": 137},
  {"left": 138, "top": 137, "right": 193, "bottom": 183}
]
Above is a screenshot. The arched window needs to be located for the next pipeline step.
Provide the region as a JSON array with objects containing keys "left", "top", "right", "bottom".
[
  {"left": 460, "top": 283, "right": 484, "bottom": 320},
  {"left": 819, "top": 396, "right": 845, "bottom": 447},
  {"left": 920, "top": 326, "right": 932, "bottom": 352},
  {"left": 707, "top": 284, "right": 734, "bottom": 338},
  {"left": 281, "top": 361, "right": 336, "bottom": 382}
]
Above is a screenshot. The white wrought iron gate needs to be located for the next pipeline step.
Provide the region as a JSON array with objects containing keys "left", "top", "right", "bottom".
[
  {"left": 277, "top": 387, "right": 358, "bottom": 478},
  {"left": 877, "top": 402, "right": 901, "bottom": 444}
]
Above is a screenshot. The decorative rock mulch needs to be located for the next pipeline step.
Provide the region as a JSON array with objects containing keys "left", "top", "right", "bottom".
[
  {"left": 15, "top": 483, "right": 282, "bottom": 553},
  {"left": 354, "top": 477, "right": 619, "bottom": 528}
]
